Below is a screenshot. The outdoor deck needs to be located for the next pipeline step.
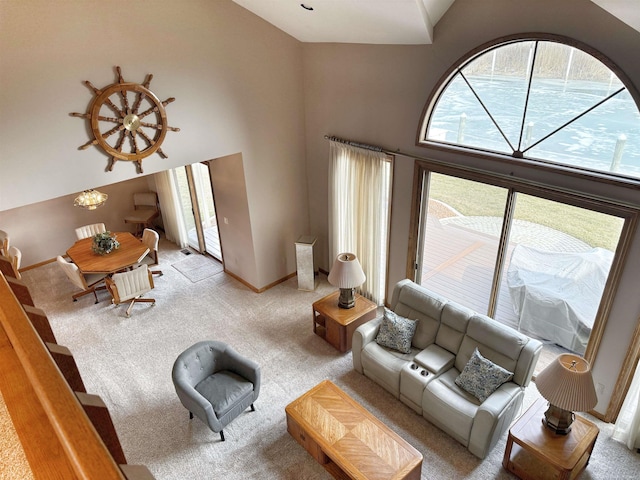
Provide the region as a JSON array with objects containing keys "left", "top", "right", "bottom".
[
  {"left": 187, "top": 217, "right": 222, "bottom": 261},
  {"left": 419, "top": 204, "right": 594, "bottom": 373}
]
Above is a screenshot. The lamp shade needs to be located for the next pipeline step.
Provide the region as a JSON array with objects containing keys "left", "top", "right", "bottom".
[
  {"left": 327, "top": 253, "right": 366, "bottom": 288},
  {"left": 536, "top": 353, "right": 598, "bottom": 412},
  {"left": 74, "top": 189, "right": 108, "bottom": 210}
]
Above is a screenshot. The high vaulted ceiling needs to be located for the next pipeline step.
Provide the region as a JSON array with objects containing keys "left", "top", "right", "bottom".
[{"left": 232, "top": 0, "right": 640, "bottom": 45}]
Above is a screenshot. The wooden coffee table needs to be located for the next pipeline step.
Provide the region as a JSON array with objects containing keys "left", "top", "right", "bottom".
[{"left": 286, "top": 380, "right": 422, "bottom": 480}]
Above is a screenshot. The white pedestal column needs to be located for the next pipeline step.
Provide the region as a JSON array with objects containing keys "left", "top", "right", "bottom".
[{"left": 295, "top": 236, "right": 317, "bottom": 291}]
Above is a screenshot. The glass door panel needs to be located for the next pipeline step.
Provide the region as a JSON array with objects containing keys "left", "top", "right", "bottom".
[
  {"left": 173, "top": 163, "right": 222, "bottom": 261},
  {"left": 173, "top": 167, "right": 199, "bottom": 251},
  {"left": 494, "top": 195, "right": 623, "bottom": 356},
  {"left": 417, "top": 173, "right": 508, "bottom": 315},
  {"left": 191, "top": 163, "right": 222, "bottom": 261}
]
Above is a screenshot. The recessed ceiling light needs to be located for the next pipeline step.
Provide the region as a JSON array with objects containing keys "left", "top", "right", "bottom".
[{"left": 300, "top": 4, "right": 314, "bottom": 11}]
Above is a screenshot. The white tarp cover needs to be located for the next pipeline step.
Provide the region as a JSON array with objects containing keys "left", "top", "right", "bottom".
[{"left": 507, "top": 244, "right": 613, "bottom": 354}]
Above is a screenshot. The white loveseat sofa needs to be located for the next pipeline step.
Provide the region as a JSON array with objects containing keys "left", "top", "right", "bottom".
[{"left": 352, "top": 279, "right": 542, "bottom": 458}]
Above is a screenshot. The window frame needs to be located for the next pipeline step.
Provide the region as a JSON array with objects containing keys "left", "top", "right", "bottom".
[
  {"left": 407, "top": 157, "right": 638, "bottom": 372},
  {"left": 416, "top": 33, "right": 640, "bottom": 188}
]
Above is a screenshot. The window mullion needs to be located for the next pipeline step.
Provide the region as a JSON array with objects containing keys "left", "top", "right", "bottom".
[
  {"left": 516, "top": 41, "right": 539, "bottom": 156},
  {"left": 487, "top": 188, "right": 517, "bottom": 317}
]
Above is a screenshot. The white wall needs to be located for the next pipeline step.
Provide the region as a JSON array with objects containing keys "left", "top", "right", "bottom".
[
  {"left": 302, "top": 0, "right": 640, "bottom": 415},
  {"left": 0, "top": 0, "right": 309, "bottom": 289}
]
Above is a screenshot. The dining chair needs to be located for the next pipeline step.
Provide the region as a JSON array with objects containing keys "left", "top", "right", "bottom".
[
  {"left": 0, "top": 230, "right": 9, "bottom": 256},
  {"left": 56, "top": 256, "right": 108, "bottom": 303},
  {"left": 75, "top": 223, "right": 107, "bottom": 240},
  {"left": 137, "top": 228, "right": 162, "bottom": 276},
  {"left": 106, "top": 264, "right": 155, "bottom": 317},
  {"left": 124, "top": 192, "right": 159, "bottom": 236},
  {"left": 7, "top": 246, "right": 22, "bottom": 280}
]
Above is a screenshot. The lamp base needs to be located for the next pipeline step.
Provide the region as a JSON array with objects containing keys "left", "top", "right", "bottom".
[
  {"left": 542, "top": 403, "right": 575, "bottom": 435},
  {"left": 337, "top": 288, "right": 356, "bottom": 309}
]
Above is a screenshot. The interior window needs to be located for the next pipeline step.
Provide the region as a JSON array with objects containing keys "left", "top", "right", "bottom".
[{"left": 420, "top": 37, "right": 640, "bottom": 181}]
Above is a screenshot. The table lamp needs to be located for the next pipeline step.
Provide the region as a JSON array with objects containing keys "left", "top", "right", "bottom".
[
  {"left": 327, "top": 253, "right": 366, "bottom": 309},
  {"left": 535, "top": 353, "right": 598, "bottom": 435}
]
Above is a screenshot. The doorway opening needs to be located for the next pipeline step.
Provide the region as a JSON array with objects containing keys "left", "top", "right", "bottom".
[{"left": 174, "top": 162, "right": 222, "bottom": 262}]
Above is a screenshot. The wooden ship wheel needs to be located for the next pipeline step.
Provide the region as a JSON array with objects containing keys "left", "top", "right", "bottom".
[{"left": 71, "top": 66, "right": 179, "bottom": 173}]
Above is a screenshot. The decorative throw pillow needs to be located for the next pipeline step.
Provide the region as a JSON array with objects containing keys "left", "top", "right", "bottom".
[
  {"left": 375, "top": 308, "right": 417, "bottom": 354},
  {"left": 455, "top": 348, "right": 514, "bottom": 402}
]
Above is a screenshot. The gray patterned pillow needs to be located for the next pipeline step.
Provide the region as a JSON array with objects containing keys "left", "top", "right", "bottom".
[
  {"left": 375, "top": 308, "right": 417, "bottom": 354},
  {"left": 455, "top": 348, "right": 514, "bottom": 402}
]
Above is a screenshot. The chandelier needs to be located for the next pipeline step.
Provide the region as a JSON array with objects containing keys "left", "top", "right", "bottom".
[{"left": 73, "top": 189, "right": 108, "bottom": 210}]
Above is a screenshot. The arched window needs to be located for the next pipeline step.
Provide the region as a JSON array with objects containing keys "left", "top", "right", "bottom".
[
  {"left": 410, "top": 34, "right": 640, "bottom": 394},
  {"left": 418, "top": 34, "right": 640, "bottom": 181}
]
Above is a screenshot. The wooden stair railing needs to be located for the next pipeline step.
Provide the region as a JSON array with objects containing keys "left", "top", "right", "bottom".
[
  {"left": 23, "top": 304, "right": 57, "bottom": 343},
  {"left": 0, "top": 272, "right": 154, "bottom": 479}
]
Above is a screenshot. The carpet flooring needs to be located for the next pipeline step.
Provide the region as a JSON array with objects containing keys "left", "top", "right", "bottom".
[
  {"left": 171, "top": 252, "right": 224, "bottom": 283},
  {"left": 19, "top": 239, "right": 640, "bottom": 479}
]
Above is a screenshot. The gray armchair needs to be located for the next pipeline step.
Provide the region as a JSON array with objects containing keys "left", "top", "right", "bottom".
[{"left": 172, "top": 341, "right": 260, "bottom": 441}]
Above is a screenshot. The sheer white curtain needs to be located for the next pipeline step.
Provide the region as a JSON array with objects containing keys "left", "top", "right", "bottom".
[
  {"left": 328, "top": 140, "right": 393, "bottom": 305},
  {"left": 613, "top": 359, "right": 640, "bottom": 451},
  {"left": 154, "top": 170, "right": 189, "bottom": 248}
]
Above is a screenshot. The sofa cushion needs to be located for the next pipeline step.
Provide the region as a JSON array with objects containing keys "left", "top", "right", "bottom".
[
  {"left": 376, "top": 308, "right": 418, "bottom": 354},
  {"left": 393, "top": 283, "right": 446, "bottom": 349},
  {"left": 436, "top": 301, "right": 473, "bottom": 353},
  {"left": 455, "top": 348, "right": 514, "bottom": 402},
  {"left": 195, "top": 371, "right": 254, "bottom": 417},
  {"left": 362, "top": 341, "right": 417, "bottom": 398},
  {"left": 422, "top": 369, "right": 478, "bottom": 445},
  {"left": 455, "top": 315, "right": 528, "bottom": 384}
]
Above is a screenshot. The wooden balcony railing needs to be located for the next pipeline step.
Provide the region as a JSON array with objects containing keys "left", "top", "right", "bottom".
[{"left": 0, "top": 269, "right": 154, "bottom": 479}]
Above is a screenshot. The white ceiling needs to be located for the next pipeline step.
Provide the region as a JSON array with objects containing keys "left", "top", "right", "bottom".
[{"left": 232, "top": 0, "right": 640, "bottom": 45}]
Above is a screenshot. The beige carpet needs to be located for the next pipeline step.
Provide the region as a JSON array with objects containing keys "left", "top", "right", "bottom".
[
  {"left": 20, "top": 239, "right": 640, "bottom": 479},
  {"left": 0, "top": 390, "right": 34, "bottom": 480}
]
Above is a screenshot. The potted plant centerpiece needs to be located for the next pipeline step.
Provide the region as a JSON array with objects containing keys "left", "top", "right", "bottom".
[{"left": 92, "top": 231, "right": 120, "bottom": 255}]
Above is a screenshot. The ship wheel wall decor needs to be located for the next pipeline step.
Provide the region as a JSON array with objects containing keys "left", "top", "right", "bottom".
[{"left": 71, "top": 66, "right": 180, "bottom": 173}]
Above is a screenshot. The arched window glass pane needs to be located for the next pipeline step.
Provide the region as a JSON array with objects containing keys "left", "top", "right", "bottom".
[
  {"left": 428, "top": 75, "right": 514, "bottom": 153},
  {"left": 423, "top": 38, "right": 640, "bottom": 180}
]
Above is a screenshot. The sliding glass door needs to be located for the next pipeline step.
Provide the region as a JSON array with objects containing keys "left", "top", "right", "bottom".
[
  {"left": 417, "top": 173, "right": 508, "bottom": 316},
  {"left": 414, "top": 166, "right": 626, "bottom": 368},
  {"left": 174, "top": 163, "right": 222, "bottom": 261}
]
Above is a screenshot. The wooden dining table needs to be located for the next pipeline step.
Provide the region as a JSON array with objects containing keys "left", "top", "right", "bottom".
[{"left": 66, "top": 232, "right": 149, "bottom": 275}]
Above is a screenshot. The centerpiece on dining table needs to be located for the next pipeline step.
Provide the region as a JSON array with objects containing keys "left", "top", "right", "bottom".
[{"left": 92, "top": 231, "right": 120, "bottom": 255}]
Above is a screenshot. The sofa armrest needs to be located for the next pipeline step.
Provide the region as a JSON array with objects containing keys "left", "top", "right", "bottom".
[
  {"left": 352, "top": 316, "right": 382, "bottom": 373},
  {"left": 225, "top": 347, "right": 262, "bottom": 397},
  {"left": 514, "top": 337, "right": 543, "bottom": 387},
  {"left": 469, "top": 382, "right": 523, "bottom": 458}
]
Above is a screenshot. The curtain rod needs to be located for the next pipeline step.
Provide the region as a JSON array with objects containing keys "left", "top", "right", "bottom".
[{"left": 324, "top": 135, "right": 384, "bottom": 153}]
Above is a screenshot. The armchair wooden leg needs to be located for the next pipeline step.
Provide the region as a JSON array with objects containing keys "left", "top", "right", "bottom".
[
  {"left": 250, "top": 404, "right": 255, "bottom": 412},
  {"left": 220, "top": 430, "right": 225, "bottom": 442},
  {"left": 189, "top": 412, "right": 193, "bottom": 420}
]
